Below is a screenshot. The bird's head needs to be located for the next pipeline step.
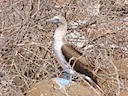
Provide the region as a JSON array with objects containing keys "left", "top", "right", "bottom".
[{"left": 46, "top": 15, "right": 67, "bottom": 27}]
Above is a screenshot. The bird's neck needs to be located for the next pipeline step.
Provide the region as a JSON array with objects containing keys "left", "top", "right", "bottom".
[{"left": 54, "top": 24, "right": 67, "bottom": 43}]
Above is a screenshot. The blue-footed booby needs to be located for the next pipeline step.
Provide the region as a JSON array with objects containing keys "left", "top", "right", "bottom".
[{"left": 47, "top": 15, "right": 97, "bottom": 86}]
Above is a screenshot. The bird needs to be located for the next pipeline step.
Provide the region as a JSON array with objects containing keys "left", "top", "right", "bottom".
[{"left": 46, "top": 14, "right": 97, "bottom": 86}]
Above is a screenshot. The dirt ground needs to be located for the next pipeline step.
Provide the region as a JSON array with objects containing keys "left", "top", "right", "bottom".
[
  {"left": 0, "top": 0, "right": 128, "bottom": 96},
  {"left": 26, "top": 78, "right": 100, "bottom": 96}
]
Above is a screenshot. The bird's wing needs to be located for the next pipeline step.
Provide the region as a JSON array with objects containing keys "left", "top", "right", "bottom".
[{"left": 61, "top": 43, "right": 97, "bottom": 84}]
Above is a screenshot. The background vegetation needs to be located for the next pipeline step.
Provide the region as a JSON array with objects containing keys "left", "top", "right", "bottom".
[{"left": 0, "top": 0, "right": 128, "bottom": 95}]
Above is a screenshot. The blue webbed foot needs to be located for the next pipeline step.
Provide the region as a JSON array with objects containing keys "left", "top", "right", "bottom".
[
  {"left": 58, "top": 72, "right": 73, "bottom": 86},
  {"left": 58, "top": 78, "right": 70, "bottom": 86}
]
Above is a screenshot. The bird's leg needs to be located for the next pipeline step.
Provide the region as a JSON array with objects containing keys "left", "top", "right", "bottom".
[
  {"left": 69, "top": 74, "right": 73, "bottom": 82},
  {"left": 63, "top": 71, "right": 67, "bottom": 79}
]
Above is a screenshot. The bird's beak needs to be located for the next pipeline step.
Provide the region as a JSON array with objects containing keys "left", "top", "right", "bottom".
[{"left": 46, "top": 18, "right": 54, "bottom": 22}]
